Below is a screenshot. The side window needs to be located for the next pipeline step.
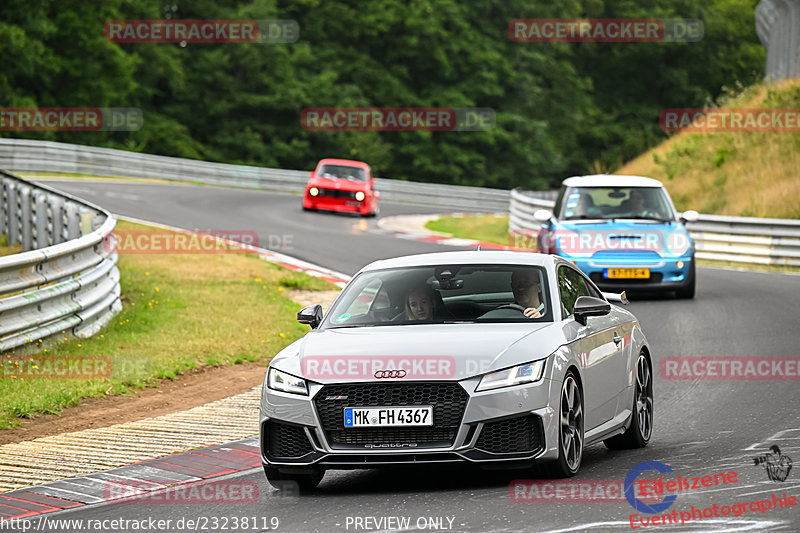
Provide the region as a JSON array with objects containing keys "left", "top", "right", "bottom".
[
  {"left": 583, "top": 276, "right": 603, "bottom": 299},
  {"left": 558, "top": 266, "right": 592, "bottom": 316}
]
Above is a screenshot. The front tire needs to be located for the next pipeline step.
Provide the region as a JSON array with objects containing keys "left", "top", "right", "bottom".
[
  {"left": 263, "top": 465, "right": 324, "bottom": 491},
  {"left": 539, "top": 371, "right": 584, "bottom": 478},
  {"left": 604, "top": 352, "right": 653, "bottom": 450}
]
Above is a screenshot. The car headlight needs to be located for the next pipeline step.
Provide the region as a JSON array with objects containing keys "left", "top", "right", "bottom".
[
  {"left": 355, "top": 191, "right": 366, "bottom": 201},
  {"left": 475, "top": 360, "right": 546, "bottom": 392},
  {"left": 665, "top": 230, "right": 691, "bottom": 256},
  {"left": 309, "top": 187, "right": 319, "bottom": 197},
  {"left": 267, "top": 368, "right": 308, "bottom": 395}
]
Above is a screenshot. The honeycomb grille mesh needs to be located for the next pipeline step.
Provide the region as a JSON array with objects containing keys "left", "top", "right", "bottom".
[
  {"left": 475, "top": 415, "right": 543, "bottom": 454},
  {"left": 314, "top": 383, "right": 468, "bottom": 446},
  {"left": 266, "top": 421, "right": 314, "bottom": 458}
]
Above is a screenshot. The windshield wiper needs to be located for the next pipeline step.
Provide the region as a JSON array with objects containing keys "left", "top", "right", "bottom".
[
  {"left": 615, "top": 216, "right": 672, "bottom": 223},
  {"left": 327, "top": 324, "right": 377, "bottom": 329},
  {"left": 564, "top": 215, "right": 610, "bottom": 221}
]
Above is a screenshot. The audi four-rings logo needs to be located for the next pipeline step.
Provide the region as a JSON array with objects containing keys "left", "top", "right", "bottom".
[{"left": 374, "top": 369, "right": 407, "bottom": 379}]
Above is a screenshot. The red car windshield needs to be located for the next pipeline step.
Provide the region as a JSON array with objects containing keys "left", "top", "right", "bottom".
[{"left": 318, "top": 164, "right": 366, "bottom": 181}]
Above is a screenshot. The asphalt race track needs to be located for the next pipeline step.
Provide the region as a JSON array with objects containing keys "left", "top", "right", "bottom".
[{"left": 15, "top": 180, "right": 800, "bottom": 532}]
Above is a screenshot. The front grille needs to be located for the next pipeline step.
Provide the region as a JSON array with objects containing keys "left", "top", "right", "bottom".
[
  {"left": 317, "top": 188, "right": 357, "bottom": 199},
  {"left": 475, "top": 415, "right": 543, "bottom": 454},
  {"left": 264, "top": 421, "right": 314, "bottom": 458},
  {"left": 314, "top": 383, "right": 468, "bottom": 447}
]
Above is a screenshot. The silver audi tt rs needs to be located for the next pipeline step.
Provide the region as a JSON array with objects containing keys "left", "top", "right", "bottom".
[{"left": 259, "top": 251, "right": 653, "bottom": 489}]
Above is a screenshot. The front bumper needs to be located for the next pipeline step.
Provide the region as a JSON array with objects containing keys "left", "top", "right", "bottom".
[
  {"left": 303, "top": 191, "right": 369, "bottom": 214},
  {"left": 566, "top": 255, "right": 693, "bottom": 292},
  {"left": 259, "top": 378, "right": 560, "bottom": 471}
]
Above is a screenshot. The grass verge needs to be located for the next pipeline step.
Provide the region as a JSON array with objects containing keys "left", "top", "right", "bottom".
[
  {"left": 0, "top": 220, "right": 335, "bottom": 430},
  {"left": 424, "top": 214, "right": 512, "bottom": 246}
]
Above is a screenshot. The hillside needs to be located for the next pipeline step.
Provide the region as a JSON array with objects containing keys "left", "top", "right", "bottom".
[{"left": 617, "top": 79, "right": 800, "bottom": 218}]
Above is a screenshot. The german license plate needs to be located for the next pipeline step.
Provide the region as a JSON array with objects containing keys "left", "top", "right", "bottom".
[
  {"left": 605, "top": 268, "right": 650, "bottom": 279},
  {"left": 345, "top": 201, "right": 362, "bottom": 207},
  {"left": 343, "top": 406, "right": 433, "bottom": 428}
]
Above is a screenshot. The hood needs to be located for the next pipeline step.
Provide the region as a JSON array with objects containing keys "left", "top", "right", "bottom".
[
  {"left": 307, "top": 176, "right": 367, "bottom": 191},
  {"left": 270, "top": 323, "right": 565, "bottom": 383}
]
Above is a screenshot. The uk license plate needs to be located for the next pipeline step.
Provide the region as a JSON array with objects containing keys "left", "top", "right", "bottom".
[
  {"left": 343, "top": 406, "right": 433, "bottom": 428},
  {"left": 605, "top": 268, "right": 650, "bottom": 279}
]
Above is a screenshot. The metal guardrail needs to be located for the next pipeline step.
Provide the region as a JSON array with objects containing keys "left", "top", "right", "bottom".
[
  {"left": 0, "top": 170, "right": 121, "bottom": 352},
  {"left": 0, "top": 138, "right": 544, "bottom": 212},
  {"left": 510, "top": 188, "right": 800, "bottom": 267}
]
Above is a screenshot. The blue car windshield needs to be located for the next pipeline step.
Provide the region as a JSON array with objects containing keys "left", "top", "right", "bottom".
[
  {"left": 322, "top": 264, "right": 553, "bottom": 328},
  {"left": 561, "top": 187, "right": 674, "bottom": 221}
]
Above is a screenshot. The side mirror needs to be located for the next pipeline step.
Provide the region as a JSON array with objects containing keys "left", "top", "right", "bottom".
[
  {"left": 297, "top": 304, "right": 323, "bottom": 328},
  {"left": 310, "top": 171, "right": 315, "bottom": 179},
  {"left": 574, "top": 296, "right": 611, "bottom": 325},
  {"left": 680, "top": 210, "right": 699, "bottom": 223},
  {"left": 533, "top": 209, "right": 553, "bottom": 223}
]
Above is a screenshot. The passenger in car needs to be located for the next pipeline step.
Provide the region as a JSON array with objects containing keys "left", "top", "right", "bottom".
[
  {"left": 509, "top": 270, "right": 545, "bottom": 318},
  {"left": 478, "top": 270, "right": 545, "bottom": 319},
  {"left": 404, "top": 287, "right": 453, "bottom": 321},
  {"left": 405, "top": 287, "right": 434, "bottom": 320}
]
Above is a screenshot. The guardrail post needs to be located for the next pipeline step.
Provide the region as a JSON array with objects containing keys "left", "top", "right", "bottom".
[
  {"left": 51, "top": 195, "right": 65, "bottom": 244},
  {"left": 65, "top": 201, "right": 81, "bottom": 240},
  {"left": 7, "top": 181, "right": 20, "bottom": 245},
  {"left": 19, "top": 185, "right": 34, "bottom": 251},
  {"left": 33, "top": 190, "right": 50, "bottom": 249},
  {"left": 0, "top": 177, "right": 7, "bottom": 237}
]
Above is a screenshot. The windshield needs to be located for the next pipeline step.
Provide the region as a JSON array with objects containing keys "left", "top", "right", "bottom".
[
  {"left": 317, "top": 164, "right": 366, "bottom": 181},
  {"left": 561, "top": 187, "right": 675, "bottom": 221},
  {"left": 322, "top": 264, "right": 553, "bottom": 328}
]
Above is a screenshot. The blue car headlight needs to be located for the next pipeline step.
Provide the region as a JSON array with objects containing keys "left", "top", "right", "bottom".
[
  {"left": 476, "top": 360, "right": 546, "bottom": 392},
  {"left": 665, "top": 229, "right": 691, "bottom": 257}
]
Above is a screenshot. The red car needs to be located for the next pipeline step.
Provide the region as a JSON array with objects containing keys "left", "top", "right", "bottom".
[{"left": 302, "top": 159, "right": 379, "bottom": 217}]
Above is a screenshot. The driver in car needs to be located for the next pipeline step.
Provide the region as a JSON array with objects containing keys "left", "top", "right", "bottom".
[{"left": 479, "top": 270, "right": 544, "bottom": 319}]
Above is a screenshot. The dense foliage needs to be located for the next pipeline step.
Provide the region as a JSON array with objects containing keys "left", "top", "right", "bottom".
[{"left": 0, "top": 0, "right": 765, "bottom": 189}]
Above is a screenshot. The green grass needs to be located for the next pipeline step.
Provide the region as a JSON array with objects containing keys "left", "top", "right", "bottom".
[
  {"left": 425, "top": 214, "right": 512, "bottom": 246},
  {"left": 618, "top": 79, "right": 800, "bottom": 218},
  {"left": 0, "top": 220, "right": 335, "bottom": 430},
  {"left": 0, "top": 234, "right": 22, "bottom": 257}
]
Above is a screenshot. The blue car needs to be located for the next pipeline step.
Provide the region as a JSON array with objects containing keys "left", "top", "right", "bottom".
[{"left": 534, "top": 175, "right": 699, "bottom": 298}]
